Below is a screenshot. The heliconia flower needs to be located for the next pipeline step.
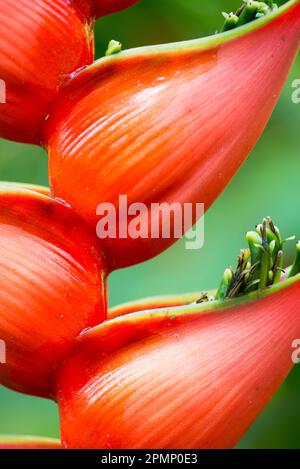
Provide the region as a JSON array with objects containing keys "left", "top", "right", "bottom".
[
  {"left": 74, "top": 0, "right": 141, "bottom": 19},
  {"left": 0, "top": 183, "right": 107, "bottom": 398},
  {"left": 55, "top": 273, "right": 300, "bottom": 449},
  {"left": 45, "top": 0, "right": 300, "bottom": 270},
  {"left": 0, "top": 436, "right": 60, "bottom": 449}
]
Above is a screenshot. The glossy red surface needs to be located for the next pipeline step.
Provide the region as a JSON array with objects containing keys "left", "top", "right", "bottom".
[
  {"left": 56, "top": 278, "right": 300, "bottom": 448},
  {"left": 46, "top": 1, "right": 300, "bottom": 269},
  {"left": 0, "top": 0, "right": 94, "bottom": 143},
  {"left": 0, "top": 186, "right": 107, "bottom": 397}
]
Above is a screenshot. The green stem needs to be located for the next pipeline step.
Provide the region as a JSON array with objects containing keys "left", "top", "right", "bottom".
[
  {"left": 221, "top": 0, "right": 279, "bottom": 32},
  {"left": 215, "top": 268, "right": 233, "bottom": 300},
  {"left": 288, "top": 242, "right": 300, "bottom": 278},
  {"left": 221, "top": 13, "right": 239, "bottom": 32}
]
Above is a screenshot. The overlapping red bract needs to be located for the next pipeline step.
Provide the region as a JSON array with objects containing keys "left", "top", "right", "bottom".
[
  {"left": 0, "top": 436, "right": 60, "bottom": 449},
  {"left": 46, "top": 0, "right": 300, "bottom": 269},
  {"left": 0, "top": 0, "right": 140, "bottom": 144},
  {"left": 0, "top": 185, "right": 107, "bottom": 397},
  {"left": 56, "top": 278, "right": 300, "bottom": 448},
  {"left": 74, "top": 0, "right": 140, "bottom": 18}
]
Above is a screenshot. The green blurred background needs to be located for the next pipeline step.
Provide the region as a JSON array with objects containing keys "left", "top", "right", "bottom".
[{"left": 0, "top": 0, "right": 299, "bottom": 449}]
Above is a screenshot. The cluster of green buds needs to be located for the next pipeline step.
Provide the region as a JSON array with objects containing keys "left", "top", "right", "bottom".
[
  {"left": 215, "top": 217, "right": 300, "bottom": 301},
  {"left": 221, "top": 0, "right": 278, "bottom": 32}
]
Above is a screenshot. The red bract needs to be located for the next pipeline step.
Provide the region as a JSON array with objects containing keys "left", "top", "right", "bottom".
[
  {"left": 0, "top": 184, "right": 107, "bottom": 398},
  {"left": 0, "top": 0, "right": 139, "bottom": 144},
  {"left": 0, "top": 436, "right": 60, "bottom": 449},
  {"left": 108, "top": 291, "right": 199, "bottom": 319},
  {"left": 74, "top": 0, "right": 141, "bottom": 18},
  {"left": 0, "top": 0, "right": 95, "bottom": 144},
  {"left": 45, "top": 0, "right": 300, "bottom": 270},
  {"left": 56, "top": 275, "right": 300, "bottom": 449}
]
